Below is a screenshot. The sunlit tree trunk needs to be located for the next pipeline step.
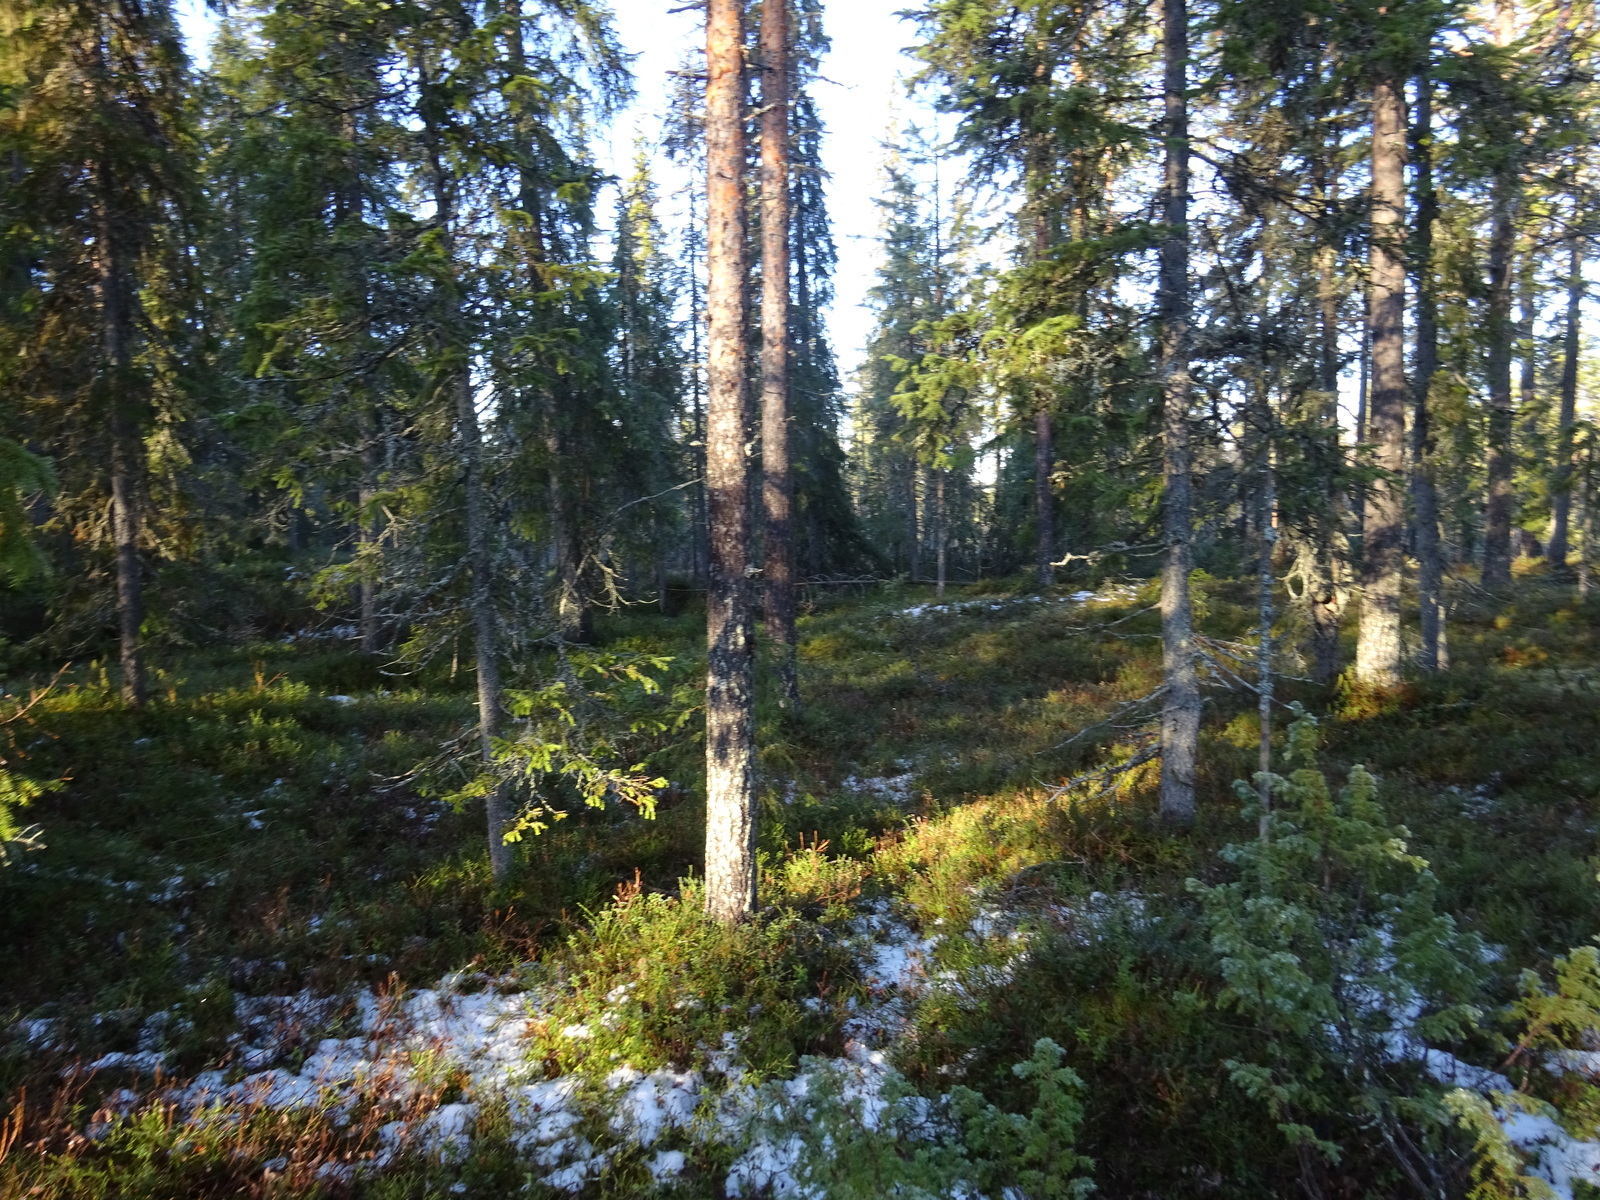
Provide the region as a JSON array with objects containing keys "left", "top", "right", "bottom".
[
  {"left": 1157, "top": 0, "right": 1200, "bottom": 825},
  {"left": 1355, "top": 76, "right": 1407, "bottom": 685},
  {"left": 703, "top": 0, "right": 756, "bottom": 922},
  {"left": 760, "top": 0, "right": 798, "bottom": 709}
]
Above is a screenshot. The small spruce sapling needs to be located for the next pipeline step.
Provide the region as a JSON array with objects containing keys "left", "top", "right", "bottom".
[{"left": 1190, "top": 705, "right": 1486, "bottom": 1189}]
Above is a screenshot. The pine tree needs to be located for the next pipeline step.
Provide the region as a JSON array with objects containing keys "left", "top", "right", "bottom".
[{"left": 703, "top": 0, "right": 757, "bottom": 923}]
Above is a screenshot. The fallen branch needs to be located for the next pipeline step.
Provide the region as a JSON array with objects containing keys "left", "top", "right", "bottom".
[
  {"left": 1045, "top": 738, "right": 1162, "bottom": 805},
  {"left": 1051, "top": 684, "right": 1167, "bottom": 752}
]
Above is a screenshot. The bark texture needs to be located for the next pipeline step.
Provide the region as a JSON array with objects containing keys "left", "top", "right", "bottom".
[
  {"left": 703, "top": 0, "right": 757, "bottom": 923},
  {"left": 1354, "top": 77, "right": 1407, "bottom": 685},
  {"left": 458, "top": 369, "right": 511, "bottom": 884},
  {"left": 1547, "top": 239, "right": 1583, "bottom": 575},
  {"left": 1157, "top": 0, "right": 1200, "bottom": 826},
  {"left": 1411, "top": 73, "right": 1446, "bottom": 670},
  {"left": 1481, "top": 171, "right": 1517, "bottom": 587},
  {"left": 759, "top": 0, "right": 798, "bottom": 709},
  {"left": 1035, "top": 407, "right": 1054, "bottom": 589}
]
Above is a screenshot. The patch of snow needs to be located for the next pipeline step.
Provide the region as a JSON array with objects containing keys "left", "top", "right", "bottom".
[
  {"left": 606, "top": 1067, "right": 700, "bottom": 1146},
  {"left": 648, "top": 1148, "right": 688, "bottom": 1182},
  {"left": 87, "top": 1050, "right": 167, "bottom": 1073},
  {"left": 896, "top": 585, "right": 1140, "bottom": 620},
  {"left": 840, "top": 771, "right": 917, "bottom": 806}
]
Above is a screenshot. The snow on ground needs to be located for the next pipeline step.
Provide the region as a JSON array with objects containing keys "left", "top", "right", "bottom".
[
  {"left": 20, "top": 879, "right": 1600, "bottom": 1193},
  {"left": 839, "top": 767, "right": 918, "bottom": 806},
  {"left": 896, "top": 584, "right": 1139, "bottom": 620},
  {"left": 17, "top": 899, "right": 950, "bottom": 1192}
]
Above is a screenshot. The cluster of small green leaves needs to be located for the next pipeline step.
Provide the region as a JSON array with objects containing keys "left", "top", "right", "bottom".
[{"left": 429, "top": 648, "right": 692, "bottom": 839}]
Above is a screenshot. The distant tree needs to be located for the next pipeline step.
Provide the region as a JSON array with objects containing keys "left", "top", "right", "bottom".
[{"left": 0, "top": 0, "right": 196, "bottom": 702}]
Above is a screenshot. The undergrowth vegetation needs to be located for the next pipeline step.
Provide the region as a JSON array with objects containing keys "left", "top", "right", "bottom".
[{"left": 3, "top": 575, "right": 1600, "bottom": 1197}]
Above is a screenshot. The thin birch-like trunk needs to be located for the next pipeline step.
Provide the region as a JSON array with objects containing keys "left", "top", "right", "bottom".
[
  {"left": 1411, "top": 71, "right": 1446, "bottom": 670},
  {"left": 1306, "top": 157, "right": 1343, "bottom": 684},
  {"left": 1481, "top": 178, "right": 1518, "bottom": 586},
  {"left": 357, "top": 404, "right": 381, "bottom": 653},
  {"left": 1257, "top": 425, "right": 1275, "bottom": 840},
  {"left": 1035, "top": 407, "right": 1054, "bottom": 589},
  {"left": 907, "top": 460, "right": 921, "bottom": 581},
  {"left": 1548, "top": 239, "right": 1583, "bottom": 575},
  {"left": 1354, "top": 77, "right": 1407, "bottom": 685},
  {"left": 1157, "top": 0, "right": 1200, "bottom": 825},
  {"left": 703, "top": 0, "right": 756, "bottom": 922}
]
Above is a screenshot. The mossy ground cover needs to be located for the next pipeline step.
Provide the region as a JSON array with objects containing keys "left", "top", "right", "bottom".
[{"left": 2, "top": 575, "right": 1599, "bottom": 1197}]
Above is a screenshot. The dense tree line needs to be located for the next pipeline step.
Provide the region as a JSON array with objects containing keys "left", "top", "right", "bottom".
[{"left": 3, "top": 0, "right": 1599, "bottom": 900}]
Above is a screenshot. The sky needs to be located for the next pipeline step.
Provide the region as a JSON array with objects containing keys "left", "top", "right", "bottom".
[
  {"left": 173, "top": 0, "right": 936, "bottom": 383},
  {"left": 597, "top": 0, "right": 936, "bottom": 376}
]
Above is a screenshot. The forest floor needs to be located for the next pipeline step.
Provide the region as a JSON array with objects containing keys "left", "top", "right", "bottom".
[{"left": 3, "top": 570, "right": 1600, "bottom": 1198}]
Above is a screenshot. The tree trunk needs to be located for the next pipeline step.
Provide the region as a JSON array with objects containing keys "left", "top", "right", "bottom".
[
  {"left": 1411, "top": 71, "right": 1446, "bottom": 670},
  {"left": 760, "top": 0, "right": 798, "bottom": 709},
  {"left": 1035, "top": 407, "right": 1054, "bottom": 589},
  {"left": 1354, "top": 285, "right": 1370, "bottom": 536},
  {"left": 458, "top": 369, "right": 511, "bottom": 884},
  {"left": 96, "top": 160, "right": 146, "bottom": 707},
  {"left": 421, "top": 64, "right": 510, "bottom": 884},
  {"left": 1305, "top": 161, "right": 1344, "bottom": 684},
  {"left": 1257, "top": 428, "right": 1275, "bottom": 840},
  {"left": 1157, "top": 0, "right": 1200, "bottom": 826},
  {"left": 1354, "top": 76, "right": 1407, "bottom": 686},
  {"left": 548, "top": 427, "right": 591, "bottom": 644},
  {"left": 1578, "top": 464, "right": 1593, "bottom": 599},
  {"left": 1548, "top": 238, "right": 1583, "bottom": 575},
  {"left": 703, "top": 0, "right": 756, "bottom": 923},
  {"left": 357, "top": 404, "right": 382, "bottom": 653},
  {"left": 1481, "top": 171, "right": 1517, "bottom": 587},
  {"left": 935, "top": 467, "right": 947, "bottom": 598},
  {"left": 907, "top": 460, "right": 921, "bottom": 580}
]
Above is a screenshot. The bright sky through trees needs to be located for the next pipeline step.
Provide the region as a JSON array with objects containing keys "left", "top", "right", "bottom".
[{"left": 175, "top": 0, "right": 935, "bottom": 375}]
